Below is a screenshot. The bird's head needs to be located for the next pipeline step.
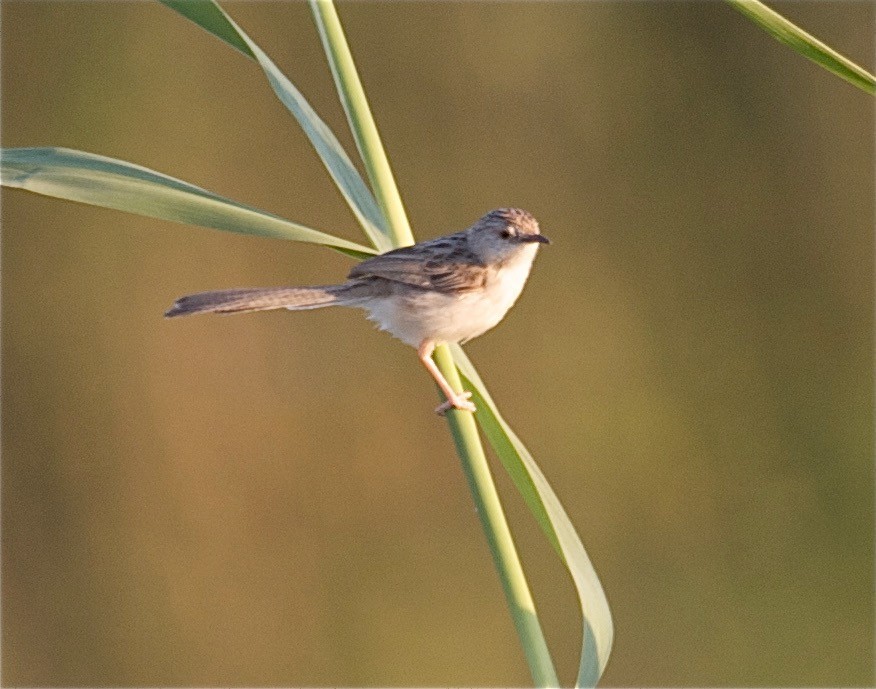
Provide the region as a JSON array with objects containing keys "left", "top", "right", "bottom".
[{"left": 466, "top": 208, "right": 550, "bottom": 265}]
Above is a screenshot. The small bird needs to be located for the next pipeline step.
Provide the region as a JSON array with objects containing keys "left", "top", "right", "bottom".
[{"left": 166, "top": 207, "right": 549, "bottom": 414}]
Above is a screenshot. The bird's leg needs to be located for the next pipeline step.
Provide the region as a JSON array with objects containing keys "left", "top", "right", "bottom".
[{"left": 417, "top": 340, "right": 477, "bottom": 415}]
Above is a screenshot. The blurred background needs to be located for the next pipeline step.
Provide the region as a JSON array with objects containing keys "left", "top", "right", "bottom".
[{"left": 2, "top": 1, "right": 872, "bottom": 686}]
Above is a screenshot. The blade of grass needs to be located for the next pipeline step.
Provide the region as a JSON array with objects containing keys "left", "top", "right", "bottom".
[
  {"left": 433, "top": 346, "right": 560, "bottom": 688},
  {"left": 1, "top": 147, "right": 376, "bottom": 259},
  {"left": 307, "top": 2, "right": 562, "bottom": 685},
  {"left": 159, "top": 0, "right": 393, "bottom": 252},
  {"left": 156, "top": 1, "right": 611, "bottom": 683},
  {"left": 8, "top": 2, "right": 611, "bottom": 682},
  {"left": 309, "top": 0, "right": 414, "bottom": 247},
  {"left": 158, "top": 0, "right": 253, "bottom": 58},
  {"left": 726, "top": 0, "right": 875, "bottom": 94},
  {"left": 452, "top": 344, "right": 614, "bottom": 687}
]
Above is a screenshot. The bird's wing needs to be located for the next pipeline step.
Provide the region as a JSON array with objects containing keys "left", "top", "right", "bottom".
[{"left": 348, "top": 233, "right": 488, "bottom": 293}]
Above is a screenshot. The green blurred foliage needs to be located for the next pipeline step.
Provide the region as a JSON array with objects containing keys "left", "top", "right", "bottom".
[{"left": 2, "top": 1, "right": 872, "bottom": 686}]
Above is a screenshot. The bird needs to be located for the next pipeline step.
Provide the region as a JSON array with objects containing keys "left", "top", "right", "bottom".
[{"left": 165, "top": 207, "right": 549, "bottom": 414}]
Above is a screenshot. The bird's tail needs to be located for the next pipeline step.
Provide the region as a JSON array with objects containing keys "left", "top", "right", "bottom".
[{"left": 165, "top": 284, "right": 355, "bottom": 318}]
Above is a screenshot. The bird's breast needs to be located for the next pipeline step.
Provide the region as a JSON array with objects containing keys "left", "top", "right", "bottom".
[
  {"left": 483, "top": 249, "right": 537, "bottom": 315},
  {"left": 361, "top": 249, "right": 537, "bottom": 347}
]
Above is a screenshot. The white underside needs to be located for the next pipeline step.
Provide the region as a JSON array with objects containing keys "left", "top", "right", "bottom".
[{"left": 361, "top": 244, "right": 537, "bottom": 347}]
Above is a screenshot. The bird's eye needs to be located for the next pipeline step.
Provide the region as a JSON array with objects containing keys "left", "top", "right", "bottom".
[{"left": 501, "top": 228, "right": 514, "bottom": 239}]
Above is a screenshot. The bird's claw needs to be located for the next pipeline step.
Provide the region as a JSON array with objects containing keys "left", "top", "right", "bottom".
[{"left": 435, "top": 391, "right": 476, "bottom": 415}]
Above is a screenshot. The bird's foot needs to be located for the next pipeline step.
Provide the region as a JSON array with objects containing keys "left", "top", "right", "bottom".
[{"left": 435, "top": 391, "right": 476, "bottom": 415}]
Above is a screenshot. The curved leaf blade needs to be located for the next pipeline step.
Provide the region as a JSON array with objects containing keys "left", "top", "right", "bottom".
[
  {"left": 163, "top": 2, "right": 610, "bottom": 684},
  {"left": 452, "top": 344, "right": 614, "bottom": 687},
  {"left": 727, "top": 0, "right": 875, "bottom": 94},
  {"left": 158, "top": 0, "right": 253, "bottom": 59},
  {"left": 1, "top": 147, "right": 376, "bottom": 259},
  {"left": 158, "top": 0, "right": 392, "bottom": 252},
  {"left": 309, "top": 0, "right": 415, "bottom": 248}
]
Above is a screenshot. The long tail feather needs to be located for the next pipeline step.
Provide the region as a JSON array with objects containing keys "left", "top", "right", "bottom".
[{"left": 165, "top": 285, "right": 345, "bottom": 317}]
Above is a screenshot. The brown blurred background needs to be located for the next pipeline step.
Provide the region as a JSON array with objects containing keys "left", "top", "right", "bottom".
[{"left": 2, "top": 1, "right": 872, "bottom": 686}]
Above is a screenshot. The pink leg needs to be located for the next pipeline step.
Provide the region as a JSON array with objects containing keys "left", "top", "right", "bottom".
[{"left": 417, "top": 341, "right": 477, "bottom": 415}]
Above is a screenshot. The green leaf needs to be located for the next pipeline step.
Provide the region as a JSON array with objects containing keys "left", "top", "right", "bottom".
[
  {"left": 726, "top": 0, "right": 875, "bottom": 95},
  {"left": 452, "top": 344, "right": 614, "bottom": 687},
  {"left": 162, "top": 2, "right": 612, "bottom": 684},
  {"left": 309, "top": 0, "right": 415, "bottom": 248},
  {"left": 158, "top": 0, "right": 254, "bottom": 59},
  {"left": 1, "top": 147, "right": 376, "bottom": 259},
  {"left": 158, "top": 0, "right": 393, "bottom": 251},
  {"left": 433, "top": 346, "right": 559, "bottom": 687}
]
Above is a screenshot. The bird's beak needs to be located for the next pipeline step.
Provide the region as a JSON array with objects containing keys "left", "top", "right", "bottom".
[{"left": 521, "top": 234, "right": 550, "bottom": 245}]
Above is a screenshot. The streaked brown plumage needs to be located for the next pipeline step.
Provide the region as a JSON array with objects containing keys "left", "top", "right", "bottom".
[{"left": 166, "top": 208, "right": 549, "bottom": 413}]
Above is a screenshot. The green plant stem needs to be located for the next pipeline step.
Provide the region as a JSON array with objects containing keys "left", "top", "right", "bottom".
[
  {"left": 310, "top": 0, "right": 415, "bottom": 246},
  {"left": 432, "top": 345, "right": 559, "bottom": 688},
  {"left": 310, "top": 2, "right": 559, "bottom": 684}
]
